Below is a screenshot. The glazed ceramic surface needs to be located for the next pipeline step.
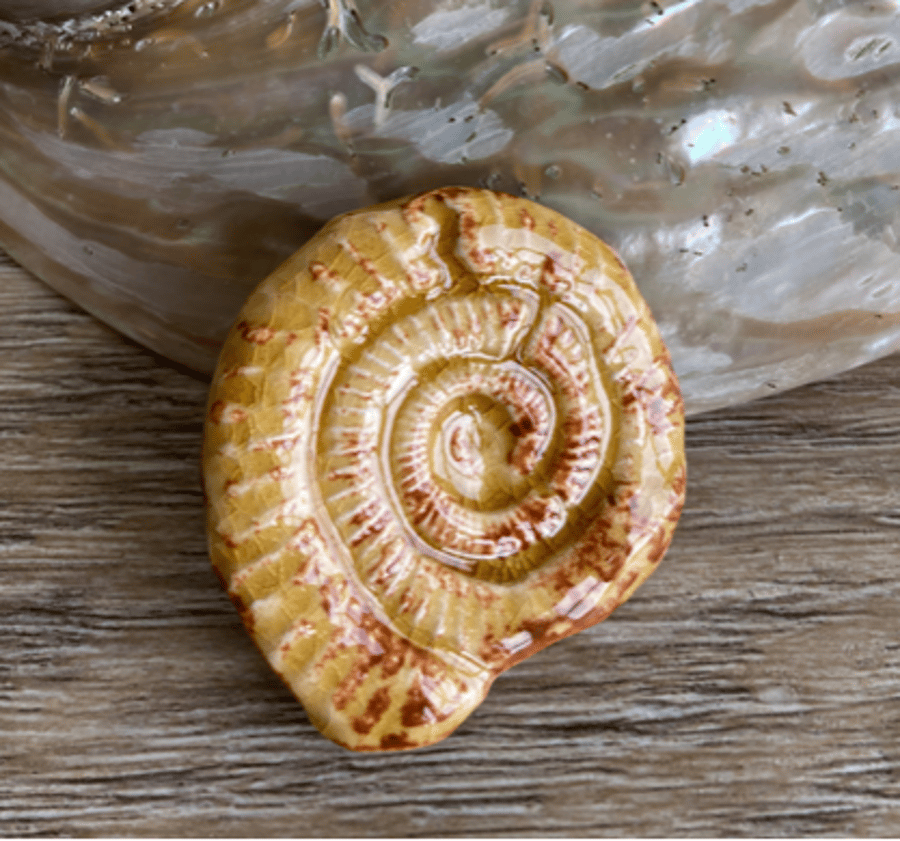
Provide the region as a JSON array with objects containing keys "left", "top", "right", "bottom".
[
  {"left": 202, "top": 188, "right": 686, "bottom": 750},
  {"left": 1, "top": 0, "right": 899, "bottom": 412}
]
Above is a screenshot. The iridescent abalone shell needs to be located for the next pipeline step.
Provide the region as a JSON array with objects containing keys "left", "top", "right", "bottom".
[{"left": 1, "top": 0, "right": 899, "bottom": 412}]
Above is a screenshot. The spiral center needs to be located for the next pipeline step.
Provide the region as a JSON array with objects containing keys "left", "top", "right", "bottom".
[
  {"left": 431, "top": 396, "right": 519, "bottom": 508},
  {"left": 317, "top": 291, "right": 616, "bottom": 583}
]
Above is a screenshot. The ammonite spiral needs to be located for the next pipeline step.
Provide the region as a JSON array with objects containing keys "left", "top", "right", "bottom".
[{"left": 203, "top": 187, "right": 686, "bottom": 751}]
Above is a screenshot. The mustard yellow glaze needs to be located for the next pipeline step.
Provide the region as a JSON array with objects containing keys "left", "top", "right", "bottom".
[{"left": 203, "top": 187, "right": 686, "bottom": 751}]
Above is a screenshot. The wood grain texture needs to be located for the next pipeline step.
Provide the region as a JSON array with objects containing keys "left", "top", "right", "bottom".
[{"left": 1, "top": 251, "right": 899, "bottom": 837}]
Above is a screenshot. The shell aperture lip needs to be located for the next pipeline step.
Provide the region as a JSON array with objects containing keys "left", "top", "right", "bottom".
[{"left": 203, "top": 186, "right": 686, "bottom": 752}]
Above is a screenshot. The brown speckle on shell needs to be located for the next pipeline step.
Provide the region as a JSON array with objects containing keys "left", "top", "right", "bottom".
[{"left": 203, "top": 187, "right": 686, "bottom": 751}]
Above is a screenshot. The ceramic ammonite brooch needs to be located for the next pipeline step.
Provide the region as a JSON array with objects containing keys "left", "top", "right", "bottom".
[{"left": 202, "top": 186, "right": 686, "bottom": 751}]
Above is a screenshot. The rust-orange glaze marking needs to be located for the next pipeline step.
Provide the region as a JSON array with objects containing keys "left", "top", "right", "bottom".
[{"left": 203, "top": 187, "right": 686, "bottom": 752}]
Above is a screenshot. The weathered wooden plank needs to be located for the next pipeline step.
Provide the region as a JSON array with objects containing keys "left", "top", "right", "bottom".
[{"left": 1, "top": 253, "right": 899, "bottom": 836}]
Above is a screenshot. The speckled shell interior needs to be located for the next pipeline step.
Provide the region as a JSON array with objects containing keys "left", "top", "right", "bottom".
[{"left": 202, "top": 187, "right": 686, "bottom": 751}]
